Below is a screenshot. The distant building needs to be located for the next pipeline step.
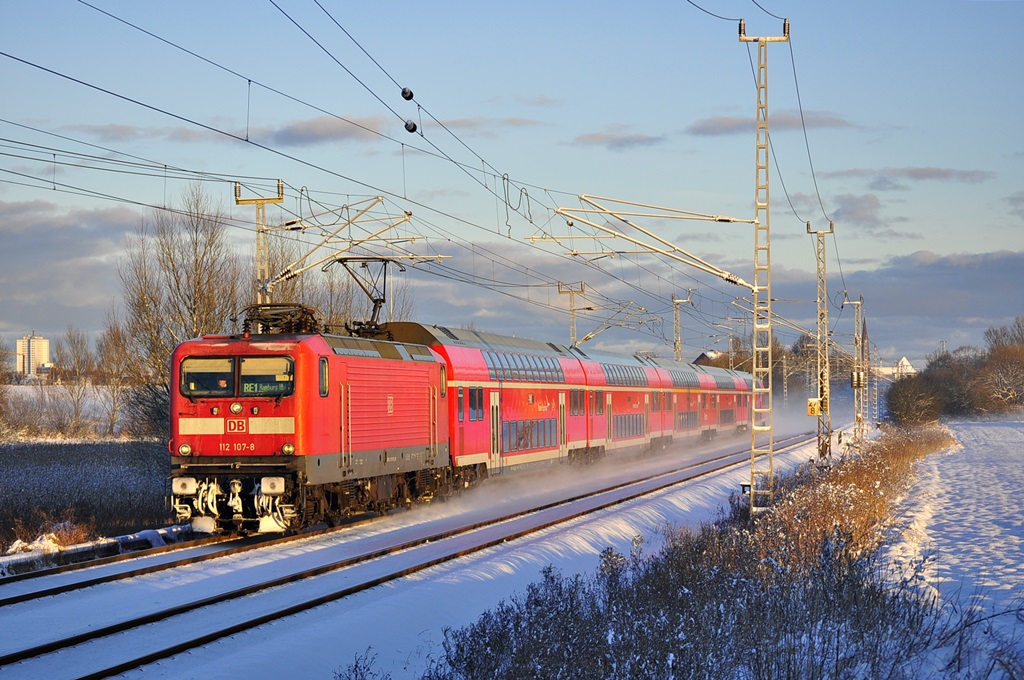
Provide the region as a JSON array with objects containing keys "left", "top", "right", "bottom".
[
  {"left": 16, "top": 332, "right": 50, "bottom": 378},
  {"left": 877, "top": 356, "right": 917, "bottom": 380}
]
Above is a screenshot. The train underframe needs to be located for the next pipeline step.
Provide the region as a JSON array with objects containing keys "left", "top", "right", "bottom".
[{"left": 170, "top": 460, "right": 487, "bottom": 534}]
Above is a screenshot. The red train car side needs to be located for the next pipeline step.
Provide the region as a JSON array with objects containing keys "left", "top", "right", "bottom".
[{"left": 168, "top": 310, "right": 761, "bottom": 533}]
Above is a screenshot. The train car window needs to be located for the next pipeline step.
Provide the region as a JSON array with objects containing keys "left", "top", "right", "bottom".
[
  {"left": 319, "top": 357, "right": 329, "bottom": 397},
  {"left": 496, "top": 353, "right": 512, "bottom": 381},
  {"left": 512, "top": 354, "right": 527, "bottom": 381},
  {"left": 527, "top": 355, "right": 541, "bottom": 382},
  {"left": 458, "top": 387, "right": 465, "bottom": 422},
  {"left": 440, "top": 365, "right": 447, "bottom": 397},
  {"left": 470, "top": 387, "right": 482, "bottom": 421},
  {"left": 239, "top": 356, "right": 295, "bottom": 397},
  {"left": 180, "top": 357, "right": 234, "bottom": 397},
  {"left": 483, "top": 352, "right": 497, "bottom": 381}
]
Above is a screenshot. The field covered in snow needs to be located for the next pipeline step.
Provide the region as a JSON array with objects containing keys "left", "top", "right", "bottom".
[
  {"left": 1, "top": 420, "right": 1020, "bottom": 678},
  {"left": 885, "top": 419, "right": 1024, "bottom": 645},
  {"left": 0, "top": 439, "right": 167, "bottom": 551},
  {"left": 91, "top": 419, "right": 1019, "bottom": 678}
]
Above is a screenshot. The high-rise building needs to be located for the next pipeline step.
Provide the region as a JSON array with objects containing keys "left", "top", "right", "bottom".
[{"left": 16, "top": 332, "right": 50, "bottom": 378}]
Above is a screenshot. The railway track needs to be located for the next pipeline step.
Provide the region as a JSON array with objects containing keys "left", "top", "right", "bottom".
[{"left": 0, "top": 434, "right": 813, "bottom": 679}]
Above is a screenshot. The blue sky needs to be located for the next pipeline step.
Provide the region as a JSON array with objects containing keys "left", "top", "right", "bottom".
[{"left": 2, "top": 1, "right": 1022, "bottom": 369}]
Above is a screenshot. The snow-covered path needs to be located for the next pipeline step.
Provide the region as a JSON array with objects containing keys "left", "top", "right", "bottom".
[{"left": 887, "top": 419, "right": 1024, "bottom": 642}]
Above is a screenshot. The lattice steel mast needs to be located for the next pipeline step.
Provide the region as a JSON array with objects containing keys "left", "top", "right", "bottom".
[
  {"left": 807, "top": 220, "right": 834, "bottom": 459},
  {"left": 847, "top": 295, "right": 867, "bottom": 452},
  {"left": 234, "top": 180, "right": 285, "bottom": 305},
  {"left": 740, "top": 18, "right": 789, "bottom": 510}
]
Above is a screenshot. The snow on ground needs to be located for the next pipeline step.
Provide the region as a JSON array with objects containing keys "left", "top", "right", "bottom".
[
  {"left": 885, "top": 419, "right": 1024, "bottom": 644},
  {"left": 120, "top": 441, "right": 814, "bottom": 679},
  {"left": 18, "top": 419, "right": 1011, "bottom": 679}
]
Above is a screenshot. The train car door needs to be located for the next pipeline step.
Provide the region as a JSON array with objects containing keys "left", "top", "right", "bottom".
[
  {"left": 336, "top": 363, "right": 351, "bottom": 471},
  {"left": 489, "top": 391, "right": 502, "bottom": 474},
  {"left": 644, "top": 393, "right": 652, "bottom": 446},
  {"left": 558, "top": 392, "right": 567, "bottom": 458},
  {"left": 606, "top": 392, "right": 614, "bottom": 444}
]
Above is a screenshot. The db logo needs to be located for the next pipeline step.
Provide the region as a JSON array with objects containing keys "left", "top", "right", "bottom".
[{"left": 227, "top": 419, "right": 247, "bottom": 433}]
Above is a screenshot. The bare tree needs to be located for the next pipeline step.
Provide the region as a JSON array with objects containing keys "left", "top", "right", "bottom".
[
  {"left": 0, "top": 337, "right": 14, "bottom": 384},
  {"left": 119, "top": 183, "right": 243, "bottom": 435},
  {"left": 52, "top": 323, "right": 96, "bottom": 435},
  {"left": 983, "top": 315, "right": 1024, "bottom": 349},
  {"left": 977, "top": 344, "right": 1024, "bottom": 410},
  {"left": 95, "top": 311, "right": 138, "bottom": 436},
  {"left": 120, "top": 183, "right": 243, "bottom": 381}
]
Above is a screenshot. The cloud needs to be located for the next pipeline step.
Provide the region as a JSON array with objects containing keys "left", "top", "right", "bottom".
[
  {"left": 826, "top": 166, "right": 995, "bottom": 188},
  {"left": 1006, "top": 190, "right": 1024, "bottom": 220},
  {"left": 830, "top": 193, "right": 883, "bottom": 228},
  {"left": 686, "top": 109, "right": 853, "bottom": 136},
  {"left": 571, "top": 125, "right": 666, "bottom": 151},
  {"left": 436, "top": 116, "right": 545, "bottom": 137},
  {"left": 514, "top": 95, "right": 561, "bottom": 107},
  {"left": 771, "top": 249, "right": 1024, "bottom": 364},
  {"left": 66, "top": 123, "right": 147, "bottom": 142},
  {"left": 0, "top": 199, "right": 140, "bottom": 339},
  {"left": 267, "top": 115, "right": 389, "bottom": 146}
]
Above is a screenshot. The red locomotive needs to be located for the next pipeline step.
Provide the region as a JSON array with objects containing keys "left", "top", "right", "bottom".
[{"left": 169, "top": 304, "right": 761, "bottom": 533}]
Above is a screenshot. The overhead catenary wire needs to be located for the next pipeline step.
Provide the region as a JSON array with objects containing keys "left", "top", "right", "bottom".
[
  {"left": 2, "top": 4, "right": 827, "bottom": 356},
  {"left": 68, "top": 1, "right": 770, "bottom": 328}
]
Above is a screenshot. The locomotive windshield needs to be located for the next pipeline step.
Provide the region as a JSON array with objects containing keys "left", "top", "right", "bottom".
[{"left": 180, "top": 356, "right": 294, "bottom": 398}]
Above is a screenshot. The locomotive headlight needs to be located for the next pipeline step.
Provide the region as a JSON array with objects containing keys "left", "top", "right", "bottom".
[
  {"left": 261, "top": 476, "right": 286, "bottom": 496},
  {"left": 230, "top": 402, "right": 243, "bottom": 414},
  {"left": 173, "top": 477, "right": 198, "bottom": 495},
  {"left": 177, "top": 443, "right": 193, "bottom": 457},
  {"left": 281, "top": 443, "right": 296, "bottom": 456}
]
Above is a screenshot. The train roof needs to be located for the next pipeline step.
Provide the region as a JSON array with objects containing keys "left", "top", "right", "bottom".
[
  {"left": 382, "top": 322, "right": 574, "bottom": 358},
  {"left": 382, "top": 321, "right": 752, "bottom": 390},
  {"left": 641, "top": 355, "right": 754, "bottom": 390}
]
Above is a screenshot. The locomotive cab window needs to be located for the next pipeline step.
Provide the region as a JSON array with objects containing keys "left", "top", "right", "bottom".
[
  {"left": 319, "top": 357, "right": 329, "bottom": 397},
  {"left": 240, "top": 356, "right": 295, "bottom": 397},
  {"left": 180, "top": 357, "right": 234, "bottom": 397}
]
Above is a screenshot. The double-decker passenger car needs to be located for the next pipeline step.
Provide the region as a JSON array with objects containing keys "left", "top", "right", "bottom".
[{"left": 169, "top": 305, "right": 760, "bottom": 532}]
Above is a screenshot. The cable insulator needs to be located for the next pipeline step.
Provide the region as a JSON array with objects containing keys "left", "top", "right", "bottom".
[
  {"left": 404, "top": 120, "right": 418, "bottom": 133},
  {"left": 401, "top": 87, "right": 414, "bottom": 101}
]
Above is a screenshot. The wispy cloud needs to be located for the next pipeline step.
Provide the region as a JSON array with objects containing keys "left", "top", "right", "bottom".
[
  {"left": 1004, "top": 190, "right": 1024, "bottom": 219},
  {"left": 830, "top": 193, "right": 883, "bottom": 228},
  {"left": 686, "top": 110, "right": 853, "bottom": 136},
  {"left": 826, "top": 166, "right": 995, "bottom": 189},
  {"left": 571, "top": 124, "right": 666, "bottom": 151},
  {"left": 267, "top": 115, "right": 388, "bottom": 146}
]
